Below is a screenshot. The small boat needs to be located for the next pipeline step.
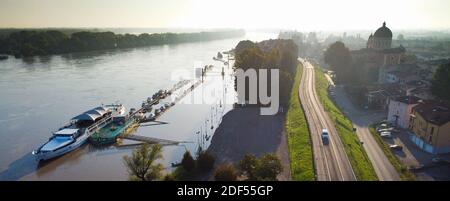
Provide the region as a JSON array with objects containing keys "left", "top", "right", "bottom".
[{"left": 32, "top": 104, "right": 126, "bottom": 161}]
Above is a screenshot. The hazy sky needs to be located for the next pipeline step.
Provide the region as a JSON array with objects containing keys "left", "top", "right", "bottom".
[{"left": 1, "top": 0, "right": 449, "bottom": 30}]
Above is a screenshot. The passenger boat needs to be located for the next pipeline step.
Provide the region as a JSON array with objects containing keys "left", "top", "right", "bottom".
[{"left": 32, "top": 104, "right": 125, "bottom": 161}]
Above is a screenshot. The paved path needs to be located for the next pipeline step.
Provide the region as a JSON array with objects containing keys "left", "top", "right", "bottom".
[{"left": 332, "top": 85, "right": 400, "bottom": 180}]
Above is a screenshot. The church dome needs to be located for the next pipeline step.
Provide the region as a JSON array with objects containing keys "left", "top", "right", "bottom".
[{"left": 374, "top": 22, "right": 393, "bottom": 38}]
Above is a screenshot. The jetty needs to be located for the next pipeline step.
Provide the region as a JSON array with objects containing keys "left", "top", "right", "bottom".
[
  {"left": 120, "top": 134, "right": 190, "bottom": 146},
  {"left": 112, "top": 64, "right": 217, "bottom": 146}
]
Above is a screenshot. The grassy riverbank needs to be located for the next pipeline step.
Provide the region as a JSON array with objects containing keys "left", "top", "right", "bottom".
[
  {"left": 315, "top": 68, "right": 378, "bottom": 181},
  {"left": 368, "top": 125, "right": 416, "bottom": 181},
  {"left": 285, "top": 63, "right": 315, "bottom": 181}
]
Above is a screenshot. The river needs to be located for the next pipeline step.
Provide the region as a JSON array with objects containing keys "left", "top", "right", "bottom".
[{"left": 0, "top": 31, "right": 276, "bottom": 180}]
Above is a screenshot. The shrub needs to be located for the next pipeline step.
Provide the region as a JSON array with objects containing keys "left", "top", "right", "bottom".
[
  {"left": 181, "top": 150, "right": 196, "bottom": 172},
  {"left": 197, "top": 151, "right": 216, "bottom": 171},
  {"left": 214, "top": 164, "right": 238, "bottom": 181}
]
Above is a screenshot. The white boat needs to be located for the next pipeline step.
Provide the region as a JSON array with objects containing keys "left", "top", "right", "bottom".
[{"left": 32, "top": 104, "right": 125, "bottom": 161}]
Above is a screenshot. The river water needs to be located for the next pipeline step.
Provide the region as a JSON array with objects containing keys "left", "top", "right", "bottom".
[{"left": 0, "top": 31, "right": 276, "bottom": 180}]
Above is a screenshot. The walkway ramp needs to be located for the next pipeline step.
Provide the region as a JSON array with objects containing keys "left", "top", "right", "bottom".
[{"left": 120, "top": 134, "right": 186, "bottom": 146}]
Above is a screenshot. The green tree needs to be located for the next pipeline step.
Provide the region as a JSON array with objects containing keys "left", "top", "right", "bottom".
[
  {"left": 324, "top": 41, "right": 353, "bottom": 84},
  {"left": 253, "top": 153, "right": 283, "bottom": 181},
  {"left": 239, "top": 154, "right": 258, "bottom": 180},
  {"left": 123, "top": 143, "right": 164, "bottom": 181},
  {"left": 197, "top": 151, "right": 216, "bottom": 171},
  {"left": 238, "top": 153, "right": 283, "bottom": 181},
  {"left": 163, "top": 174, "right": 177, "bottom": 181},
  {"left": 431, "top": 62, "right": 450, "bottom": 101},
  {"left": 214, "top": 164, "right": 238, "bottom": 181},
  {"left": 181, "top": 150, "right": 196, "bottom": 172}
]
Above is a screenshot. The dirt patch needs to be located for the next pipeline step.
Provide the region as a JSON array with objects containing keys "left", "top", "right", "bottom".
[{"left": 207, "top": 107, "right": 291, "bottom": 180}]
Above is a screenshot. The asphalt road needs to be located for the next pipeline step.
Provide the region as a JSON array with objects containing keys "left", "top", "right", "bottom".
[
  {"left": 332, "top": 84, "right": 401, "bottom": 181},
  {"left": 298, "top": 59, "right": 356, "bottom": 181}
]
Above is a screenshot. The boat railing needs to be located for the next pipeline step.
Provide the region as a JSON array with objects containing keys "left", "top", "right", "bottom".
[{"left": 86, "top": 115, "right": 113, "bottom": 136}]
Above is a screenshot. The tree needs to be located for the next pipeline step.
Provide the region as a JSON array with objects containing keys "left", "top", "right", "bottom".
[
  {"left": 431, "top": 62, "right": 450, "bottom": 101},
  {"left": 239, "top": 154, "right": 258, "bottom": 180},
  {"left": 253, "top": 153, "right": 283, "bottom": 181},
  {"left": 0, "top": 30, "right": 245, "bottom": 57},
  {"left": 324, "top": 41, "right": 353, "bottom": 84},
  {"left": 214, "top": 164, "right": 238, "bottom": 181},
  {"left": 197, "top": 151, "right": 216, "bottom": 171},
  {"left": 181, "top": 150, "right": 196, "bottom": 172},
  {"left": 238, "top": 153, "right": 283, "bottom": 181},
  {"left": 123, "top": 143, "right": 164, "bottom": 181},
  {"left": 233, "top": 39, "right": 299, "bottom": 106},
  {"left": 397, "top": 34, "right": 405, "bottom": 41},
  {"left": 163, "top": 174, "right": 177, "bottom": 181}
]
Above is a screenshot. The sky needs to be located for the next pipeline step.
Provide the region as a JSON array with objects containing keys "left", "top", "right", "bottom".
[{"left": 0, "top": 0, "right": 449, "bottom": 30}]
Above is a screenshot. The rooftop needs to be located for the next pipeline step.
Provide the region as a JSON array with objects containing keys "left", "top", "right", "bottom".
[
  {"left": 413, "top": 100, "right": 450, "bottom": 126},
  {"left": 392, "top": 95, "right": 421, "bottom": 105}
]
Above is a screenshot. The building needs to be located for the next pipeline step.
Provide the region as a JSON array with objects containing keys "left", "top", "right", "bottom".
[
  {"left": 409, "top": 100, "right": 450, "bottom": 154},
  {"left": 366, "top": 84, "right": 406, "bottom": 109},
  {"left": 351, "top": 22, "right": 406, "bottom": 83},
  {"left": 387, "top": 96, "right": 421, "bottom": 128}
]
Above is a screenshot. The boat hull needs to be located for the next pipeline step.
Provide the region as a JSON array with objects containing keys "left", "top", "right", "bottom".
[{"left": 33, "top": 133, "right": 89, "bottom": 161}]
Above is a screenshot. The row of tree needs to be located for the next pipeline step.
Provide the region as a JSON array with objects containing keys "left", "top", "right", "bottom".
[
  {"left": 214, "top": 153, "right": 283, "bottom": 181},
  {"left": 122, "top": 143, "right": 283, "bottom": 181},
  {"left": 123, "top": 144, "right": 216, "bottom": 181},
  {"left": 233, "top": 39, "right": 299, "bottom": 105},
  {"left": 0, "top": 29, "right": 245, "bottom": 57}
]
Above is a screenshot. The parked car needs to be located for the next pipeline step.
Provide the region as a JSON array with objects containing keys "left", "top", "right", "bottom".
[
  {"left": 378, "top": 128, "right": 394, "bottom": 133},
  {"left": 432, "top": 157, "right": 441, "bottom": 163},
  {"left": 380, "top": 132, "right": 392, "bottom": 138},
  {"left": 389, "top": 144, "right": 403, "bottom": 150},
  {"left": 380, "top": 131, "right": 391, "bottom": 135}
]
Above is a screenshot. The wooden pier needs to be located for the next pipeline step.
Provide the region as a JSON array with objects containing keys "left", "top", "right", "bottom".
[
  {"left": 117, "top": 64, "right": 216, "bottom": 146},
  {"left": 120, "top": 134, "right": 189, "bottom": 146}
]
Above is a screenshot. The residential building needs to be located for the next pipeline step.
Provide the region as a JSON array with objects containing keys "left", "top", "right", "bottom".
[
  {"left": 387, "top": 96, "right": 421, "bottom": 128},
  {"left": 409, "top": 100, "right": 450, "bottom": 154}
]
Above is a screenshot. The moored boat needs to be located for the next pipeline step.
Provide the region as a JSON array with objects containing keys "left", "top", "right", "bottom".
[
  {"left": 32, "top": 104, "right": 125, "bottom": 161},
  {"left": 89, "top": 115, "right": 138, "bottom": 146}
]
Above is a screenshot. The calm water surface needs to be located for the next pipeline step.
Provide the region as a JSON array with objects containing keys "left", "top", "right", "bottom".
[{"left": 0, "top": 32, "right": 276, "bottom": 180}]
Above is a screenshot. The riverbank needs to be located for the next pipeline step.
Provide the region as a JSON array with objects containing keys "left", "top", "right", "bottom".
[
  {"left": 285, "top": 64, "right": 314, "bottom": 181},
  {"left": 0, "top": 29, "right": 245, "bottom": 57},
  {"left": 315, "top": 68, "right": 378, "bottom": 180},
  {"left": 207, "top": 107, "right": 291, "bottom": 181}
]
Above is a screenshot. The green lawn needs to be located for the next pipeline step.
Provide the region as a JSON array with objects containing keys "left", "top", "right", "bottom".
[
  {"left": 285, "top": 63, "right": 315, "bottom": 181},
  {"left": 315, "top": 68, "right": 378, "bottom": 181},
  {"left": 369, "top": 125, "right": 416, "bottom": 181}
]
